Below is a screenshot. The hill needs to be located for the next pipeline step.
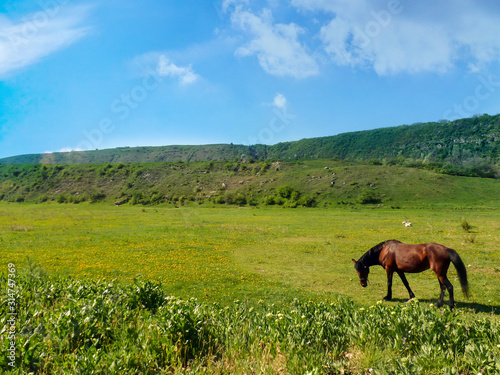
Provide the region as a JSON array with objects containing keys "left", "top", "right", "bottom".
[
  {"left": 0, "top": 144, "right": 266, "bottom": 165},
  {"left": 269, "top": 114, "right": 500, "bottom": 177},
  {"left": 1, "top": 114, "right": 499, "bottom": 177},
  {"left": 1, "top": 159, "right": 498, "bottom": 208}
]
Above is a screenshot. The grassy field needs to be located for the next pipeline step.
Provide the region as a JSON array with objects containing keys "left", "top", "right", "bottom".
[
  {"left": 1, "top": 203, "right": 499, "bottom": 373},
  {"left": 1, "top": 203, "right": 499, "bottom": 307}
]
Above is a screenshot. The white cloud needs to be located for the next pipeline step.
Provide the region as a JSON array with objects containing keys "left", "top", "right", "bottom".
[
  {"left": 59, "top": 147, "right": 83, "bottom": 153},
  {"left": 292, "top": 0, "right": 500, "bottom": 75},
  {"left": 156, "top": 55, "right": 199, "bottom": 85},
  {"left": 221, "top": 0, "right": 249, "bottom": 14},
  {"left": 273, "top": 93, "right": 286, "bottom": 109},
  {"left": 231, "top": 8, "right": 319, "bottom": 78},
  {"left": 42, "top": 147, "right": 83, "bottom": 154},
  {"left": 0, "top": 5, "right": 91, "bottom": 78}
]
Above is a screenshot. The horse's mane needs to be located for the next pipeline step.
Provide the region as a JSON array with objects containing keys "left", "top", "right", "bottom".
[{"left": 358, "top": 240, "right": 399, "bottom": 267}]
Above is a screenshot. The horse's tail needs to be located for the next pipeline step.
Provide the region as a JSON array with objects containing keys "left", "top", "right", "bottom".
[{"left": 447, "top": 248, "right": 469, "bottom": 298}]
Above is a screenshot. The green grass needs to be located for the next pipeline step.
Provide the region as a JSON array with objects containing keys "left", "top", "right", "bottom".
[
  {"left": 1, "top": 204, "right": 499, "bottom": 307},
  {"left": 1, "top": 270, "right": 499, "bottom": 374},
  {"left": 1, "top": 203, "right": 499, "bottom": 373}
]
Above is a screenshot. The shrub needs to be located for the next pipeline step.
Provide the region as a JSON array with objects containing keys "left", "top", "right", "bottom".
[
  {"left": 150, "top": 192, "right": 164, "bottom": 205},
  {"left": 358, "top": 189, "right": 381, "bottom": 204},
  {"left": 290, "top": 190, "right": 300, "bottom": 202},
  {"left": 461, "top": 218, "right": 472, "bottom": 233},
  {"left": 218, "top": 192, "right": 247, "bottom": 206},
  {"left": 223, "top": 192, "right": 234, "bottom": 204},
  {"left": 67, "top": 194, "right": 86, "bottom": 204},
  {"left": 90, "top": 192, "right": 106, "bottom": 203},
  {"left": 224, "top": 162, "right": 239, "bottom": 172},
  {"left": 248, "top": 197, "right": 259, "bottom": 206},
  {"left": 403, "top": 159, "right": 424, "bottom": 168},
  {"left": 276, "top": 185, "right": 296, "bottom": 199},
  {"left": 263, "top": 195, "right": 285, "bottom": 206},
  {"left": 56, "top": 194, "right": 67, "bottom": 203},
  {"left": 131, "top": 192, "right": 145, "bottom": 205},
  {"left": 298, "top": 194, "right": 317, "bottom": 207},
  {"left": 37, "top": 195, "right": 48, "bottom": 203},
  {"left": 128, "top": 279, "right": 165, "bottom": 313},
  {"left": 214, "top": 195, "right": 226, "bottom": 204},
  {"left": 233, "top": 194, "right": 247, "bottom": 206}
]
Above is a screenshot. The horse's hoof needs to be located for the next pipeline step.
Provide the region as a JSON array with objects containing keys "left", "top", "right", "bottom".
[{"left": 383, "top": 296, "right": 392, "bottom": 301}]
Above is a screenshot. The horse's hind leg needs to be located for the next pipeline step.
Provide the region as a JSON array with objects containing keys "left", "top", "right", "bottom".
[
  {"left": 438, "top": 276, "right": 455, "bottom": 309},
  {"left": 383, "top": 268, "right": 394, "bottom": 301},
  {"left": 397, "top": 271, "right": 415, "bottom": 300},
  {"left": 436, "top": 280, "right": 446, "bottom": 307}
]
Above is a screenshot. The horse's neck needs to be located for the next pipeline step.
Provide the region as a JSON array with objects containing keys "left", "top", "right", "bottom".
[{"left": 361, "top": 249, "right": 380, "bottom": 267}]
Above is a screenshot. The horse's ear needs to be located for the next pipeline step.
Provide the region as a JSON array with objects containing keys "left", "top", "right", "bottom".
[{"left": 352, "top": 259, "right": 357, "bottom": 264}]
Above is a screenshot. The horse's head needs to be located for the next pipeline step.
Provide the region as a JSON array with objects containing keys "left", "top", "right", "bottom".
[{"left": 352, "top": 259, "right": 369, "bottom": 287}]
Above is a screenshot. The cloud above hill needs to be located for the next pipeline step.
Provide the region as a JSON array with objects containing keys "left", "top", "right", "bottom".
[
  {"left": 156, "top": 55, "right": 199, "bottom": 85},
  {"left": 292, "top": 0, "right": 500, "bottom": 75},
  {"left": 230, "top": 7, "right": 319, "bottom": 79},
  {"left": 0, "top": 4, "right": 91, "bottom": 78},
  {"left": 273, "top": 93, "right": 287, "bottom": 109},
  {"left": 225, "top": 0, "right": 500, "bottom": 77}
]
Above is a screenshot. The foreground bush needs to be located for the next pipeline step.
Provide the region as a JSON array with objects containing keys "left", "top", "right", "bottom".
[{"left": 1, "top": 272, "right": 499, "bottom": 374}]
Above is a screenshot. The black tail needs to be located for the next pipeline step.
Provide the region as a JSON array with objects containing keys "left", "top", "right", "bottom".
[{"left": 448, "top": 248, "right": 469, "bottom": 298}]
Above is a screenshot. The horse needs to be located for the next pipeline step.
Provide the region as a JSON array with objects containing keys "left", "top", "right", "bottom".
[{"left": 352, "top": 240, "right": 469, "bottom": 309}]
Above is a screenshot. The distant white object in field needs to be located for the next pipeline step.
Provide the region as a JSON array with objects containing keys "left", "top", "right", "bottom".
[{"left": 402, "top": 221, "right": 412, "bottom": 227}]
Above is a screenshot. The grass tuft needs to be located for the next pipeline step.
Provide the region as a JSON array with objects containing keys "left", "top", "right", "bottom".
[{"left": 461, "top": 218, "right": 473, "bottom": 233}]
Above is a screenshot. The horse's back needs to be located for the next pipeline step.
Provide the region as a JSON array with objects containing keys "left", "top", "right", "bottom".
[{"left": 383, "top": 241, "right": 443, "bottom": 273}]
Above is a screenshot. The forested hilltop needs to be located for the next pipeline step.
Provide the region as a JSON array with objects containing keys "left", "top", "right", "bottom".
[
  {"left": 1, "top": 114, "right": 499, "bottom": 177},
  {"left": 270, "top": 114, "right": 499, "bottom": 176}
]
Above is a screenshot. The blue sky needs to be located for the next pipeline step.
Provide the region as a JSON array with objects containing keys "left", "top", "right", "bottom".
[{"left": 1, "top": 0, "right": 500, "bottom": 159}]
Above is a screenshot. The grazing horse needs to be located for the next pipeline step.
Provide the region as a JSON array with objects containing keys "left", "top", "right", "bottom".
[{"left": 352, "top": 240, "right": 469, "bottom": 309}]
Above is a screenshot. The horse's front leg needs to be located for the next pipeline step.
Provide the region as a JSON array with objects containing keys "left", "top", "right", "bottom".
[
  {"left": 397, "top": 271, "right": 415, "bottom": 300},
  {"left": 383, "top": 268, "right": 394, "bottom": 301}
]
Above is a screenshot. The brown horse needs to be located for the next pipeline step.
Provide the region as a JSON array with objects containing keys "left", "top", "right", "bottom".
[{"left": 352, "top": 240, "right": 469, "bottom": 309}]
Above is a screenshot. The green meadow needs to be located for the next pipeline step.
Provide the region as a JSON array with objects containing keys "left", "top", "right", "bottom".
[
  {"left": 1, "top": 204, "right": 499, "bottom": 307},
  {"left": 1, "top": 203, "right": 499, "bottom": 373}
]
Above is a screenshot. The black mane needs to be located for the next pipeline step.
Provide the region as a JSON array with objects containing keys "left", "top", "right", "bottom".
[{"left": 357, "top": 240, "right": 397, "bottom": 268}]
